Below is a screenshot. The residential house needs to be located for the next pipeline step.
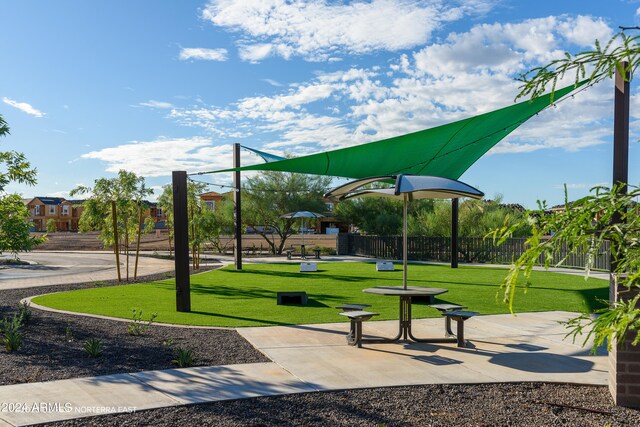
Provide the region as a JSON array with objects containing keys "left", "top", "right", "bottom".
[{"left": 24, "top": 197, "right": 85, "bottom": 231}]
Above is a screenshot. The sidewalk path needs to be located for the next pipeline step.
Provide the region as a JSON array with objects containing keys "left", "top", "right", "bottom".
[
  {"left": 0, "top": 252, "right": 176, "bottom": 290},
  {"left": 0, "top": 311, "right": 607, "bottom": 426}
]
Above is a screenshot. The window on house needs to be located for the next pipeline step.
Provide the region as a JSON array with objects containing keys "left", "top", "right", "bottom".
[
  {"left": 205, "top": 201, "right": 215, "bottom": 210},
  {"left": 62, "top": 205, "right": 69, "bottom": 215},
  {"left": 49, "top": 205, "right": 56, "bottom": 215},
  {"left": 156, "top": 208, "right": 162, "bottom": 217},
  {"left": 34, "top": 205, "right": 41, "bottom": 216}
]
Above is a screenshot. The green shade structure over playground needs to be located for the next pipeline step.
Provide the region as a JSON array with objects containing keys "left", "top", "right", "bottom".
[{"left": 210, "top": 83, "right": 582, "bottom": 179}]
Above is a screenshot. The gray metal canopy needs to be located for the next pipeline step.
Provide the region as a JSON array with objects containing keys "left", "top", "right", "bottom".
[{"left": 325, "top": 175, "right": 484, "bottom": 289}]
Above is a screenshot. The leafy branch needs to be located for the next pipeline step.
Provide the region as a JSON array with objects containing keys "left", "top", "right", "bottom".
[{"left": 516, "top": 31, "right": 640, "bottom": 101}]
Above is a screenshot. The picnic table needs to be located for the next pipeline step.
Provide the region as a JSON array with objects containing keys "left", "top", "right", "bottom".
[{"left": 361, "top": 286, "right": 458, "bottom": 344}]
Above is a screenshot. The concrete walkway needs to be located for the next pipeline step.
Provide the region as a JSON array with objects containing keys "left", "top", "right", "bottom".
[
  {"left": 0, "top": 251, "right": 178, "bottom": 290},
  {"left": 0, "top": 311, "right": 607, "bottom": 426}
]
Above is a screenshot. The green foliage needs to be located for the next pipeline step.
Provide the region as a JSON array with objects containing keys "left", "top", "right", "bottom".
[
  {"left": 172, "top": 347, "right": 194, "bottom": 368},
  {"left": 0, "top": 115, "right": 44, "bottom": 257},
  {"left": 45, "top": 218, "right": 57, "bottom": 233},
  {"left": 411, "top": 197, "right": 530, "bottom": 238},
  {"left": 1, "top": 314, "right": 24, "bottom": 352},
  {"left": 0, "top": 115, "right": 9, "bottom": 137},
  {"left": 83, "top": 338, "right": 103, "bottom": 358},
  {"left": 516, "top": 31, "right": 639, "bottom": 101},
  {"left": 490, "top": 185, "right": 640, "bottom": 348},
  {"left": 65, "top": 321, "right": 73, "bottom": 341},
  {"left": 311, "top": 245, "right": 336, "bottom": 255},
  {"left": 335, "top": 196, "right": 434, "bottom": 236},
  {"left": 17, "top": 301, "right": 31, "bottom": 325},
  {"left": 127, "top": 308, "right": 157, "bottom": 336},
  {"left": 243, "top": 170, "right": 332, "bottom": 254},
  {"left": 0, "top": 194, "right": 46, "bottom": 256},
  {"left": 72, "top": 170, "right": 153, "bottom": 280}
]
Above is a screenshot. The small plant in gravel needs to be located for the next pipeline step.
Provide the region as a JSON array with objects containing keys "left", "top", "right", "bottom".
[
  {"left": 171, "top": 347, "right": 194, "bottom": 368},
  {"left": 17, "top": 301, "right": 32, "bottom": 325},
  {"left": 162, "top": 337, "right": 174, "bottom": 347},
  {"left": 127, "top": 309, "right": 157, "bottom": 336},
  {"left": 1, "top": 315, "right": 24, "bottom": 352},
  {"left": 83, "top": 338, "right": 103, "bottom": 358},
  {"left": 65, "top": 321, "right": 73, "bottom": 342}
]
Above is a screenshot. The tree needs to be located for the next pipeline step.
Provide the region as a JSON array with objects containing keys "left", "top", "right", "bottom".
[
  {"left": 201, "top": 196, "right": 234, "bottom": 254},
  {"left": 157, "top": 182, "right": 233, "bottom": 267},
  {"left": 72, "top": 170, "right": 153, "bottom": 281},
  {"left": 411, "top": 197, "right": 529, "bottom": 238},
  {"left": 494, "top": 30, "right": 640, "bottom": 349},
  {"left": 0, "top": 114, "right": 45, "bottom": 257},
  {"left": 46, "top": 218, "right": 57, "bottom": 233},
  {"left": 335, "top": 196, "right": 434, "bottom": 236},
  {"left": 157, "top": 184, "right": 174, "bottom": 256},
  {"left": 242, "top": 171, "right": 332, "bottom": 254}
]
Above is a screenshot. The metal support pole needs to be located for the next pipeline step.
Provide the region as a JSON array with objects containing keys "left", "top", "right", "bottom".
[
  {"left": 451, "top": 198, "right": 459, "bottom": 268},
  {"left": 172, "top": 171, "right": 191, "bottom": 312},
  {"left": 403, "top": 194, "right": 408, "bottom": 290},
  {"left": 611, "top": 62, "right": 630, "bottom": 272},
  {"left": 233, "top": 143, "right": 243, "bottom": 270}
]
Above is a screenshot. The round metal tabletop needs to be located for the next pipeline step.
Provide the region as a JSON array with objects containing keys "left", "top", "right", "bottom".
[{"left": 362, "top": 286, "right": 448, "bottom": 296}]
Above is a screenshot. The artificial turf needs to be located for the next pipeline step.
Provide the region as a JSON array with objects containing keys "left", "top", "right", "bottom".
[{"left": 32, "top": 262, "right": 608, "bottom": 327}]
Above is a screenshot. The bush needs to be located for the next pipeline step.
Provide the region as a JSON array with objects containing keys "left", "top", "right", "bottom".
[
  {"left": 127, "top": 309, "right": 157, "bottom": 336},
  {"left": 311, "top": 245, "right": 336, "bottom": 255},
  {"left": 172, "top": 347, "right": 194, "bottom": 368},
  {"left": 46, "top": 218, "right": 57, "bottom": 233},
  {"left": 83, "top": 338, "right": 103, "bottom": 358},
  {"left": 17, "top": 301, "right": 31, "bottom": 325},
  {"left": 1, "top": 315, "right": 24, "bottom": 352}
]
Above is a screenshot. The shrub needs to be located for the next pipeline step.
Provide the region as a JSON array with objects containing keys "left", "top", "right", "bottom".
[
  {"left": 83, "top": 338, "right": 103, "bottom": 358},
  {"left": 17, "top": 301, "right": 32, "bottom": 326},
  {"left": 172, "top": 347, "right": 194, "bottom": 368},
  {"left": 127, "top": 309, "right": 158, "bottom": 336},
  {"left": 1, "top": 315, "right": 24, "bottom": 352},
  {"left": 65, "top": 321, "right": 73, "bottom": 341},
  {"left": 46, "top": 218, "right": 57, "bottom": 233}
]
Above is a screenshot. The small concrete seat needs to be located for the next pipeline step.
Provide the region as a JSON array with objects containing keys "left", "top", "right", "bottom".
[
  {"left": 441, "top": 310, "right": 478, "bottom": 347},
  {"left": 429, "top": 303, "right": 468, "bottom": 336},
  {"left": 336, "top": 303, "right": 371, "bottom": 312},
  {"left": 339, "top": 310, "right": 379, "bottom": 348}
]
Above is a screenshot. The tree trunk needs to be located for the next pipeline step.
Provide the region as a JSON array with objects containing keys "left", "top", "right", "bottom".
[
  {"left": 124, "top": 212, "right": 130, "bottom": 281},
  {"left": 111, "top": 201, "right": 121, "bottom": 282},
  {"left": 134, "top": 204, "right": 143, "bottom": 279}
]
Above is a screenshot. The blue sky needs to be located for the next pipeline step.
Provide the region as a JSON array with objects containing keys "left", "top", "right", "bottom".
[{"left": 1, "top": 0, "right": 640, "bottom": 208}]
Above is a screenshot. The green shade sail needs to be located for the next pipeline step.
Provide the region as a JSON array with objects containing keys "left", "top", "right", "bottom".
[{"left": 211, "top": 83, "right": 582, "bottom": 180}]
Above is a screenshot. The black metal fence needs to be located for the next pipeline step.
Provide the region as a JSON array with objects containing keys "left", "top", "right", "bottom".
[{"left": 347, "top": 235, "right": 611, "bottom": 270}]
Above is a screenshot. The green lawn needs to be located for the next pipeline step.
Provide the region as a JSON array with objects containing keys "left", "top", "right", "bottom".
[{"left": 32, "top": 262, "right": 608, "bottom": 327}]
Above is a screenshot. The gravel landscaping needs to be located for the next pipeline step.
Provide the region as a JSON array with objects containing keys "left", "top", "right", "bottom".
[
  {"left": 46, "top": 382, "right": 640, "bottom": 426},
  {"left": 0, "top": 267, "right": 269, "bottom": 385}
]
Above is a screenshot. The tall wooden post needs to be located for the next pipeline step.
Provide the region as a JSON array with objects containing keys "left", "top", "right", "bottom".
[
  {"left": 451, "top": 198, "right": 459, "bottom": 268},
  {"left": 233, "top": 143, "right": 243, "bottom": 270},
  {"left": 609, "top": 62, "right": 639, "bottom": 408},
  {"left": 172, "top": 171, "right": 191, "bottom": 312}
]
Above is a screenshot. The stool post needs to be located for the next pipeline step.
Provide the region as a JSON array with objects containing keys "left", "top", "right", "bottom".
[{"left": 457, "top": 319, "right": 465, "bottom": 347}]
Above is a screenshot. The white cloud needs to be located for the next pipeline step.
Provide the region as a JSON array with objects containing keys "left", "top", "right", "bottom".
[
  {"left": 167, "top": 15, "right": 617, "bottom": 160},
  {"left": 2, "top": 97, "right": 46, "bottom": 117},
  {"left": 81, "top": 137, "right": 233, "bottom": 177},
  {"left": 179, "top": 47, "right": 228, "bottom": 61},
  {"left": 139, "top": 100, "right": 174, "bottom": 109},
  {"left": 203, "top": 0, "right": 492, "bottom": 61},
  {"left": 262, "top": 78, "right": 283, "bottom": 87}
]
